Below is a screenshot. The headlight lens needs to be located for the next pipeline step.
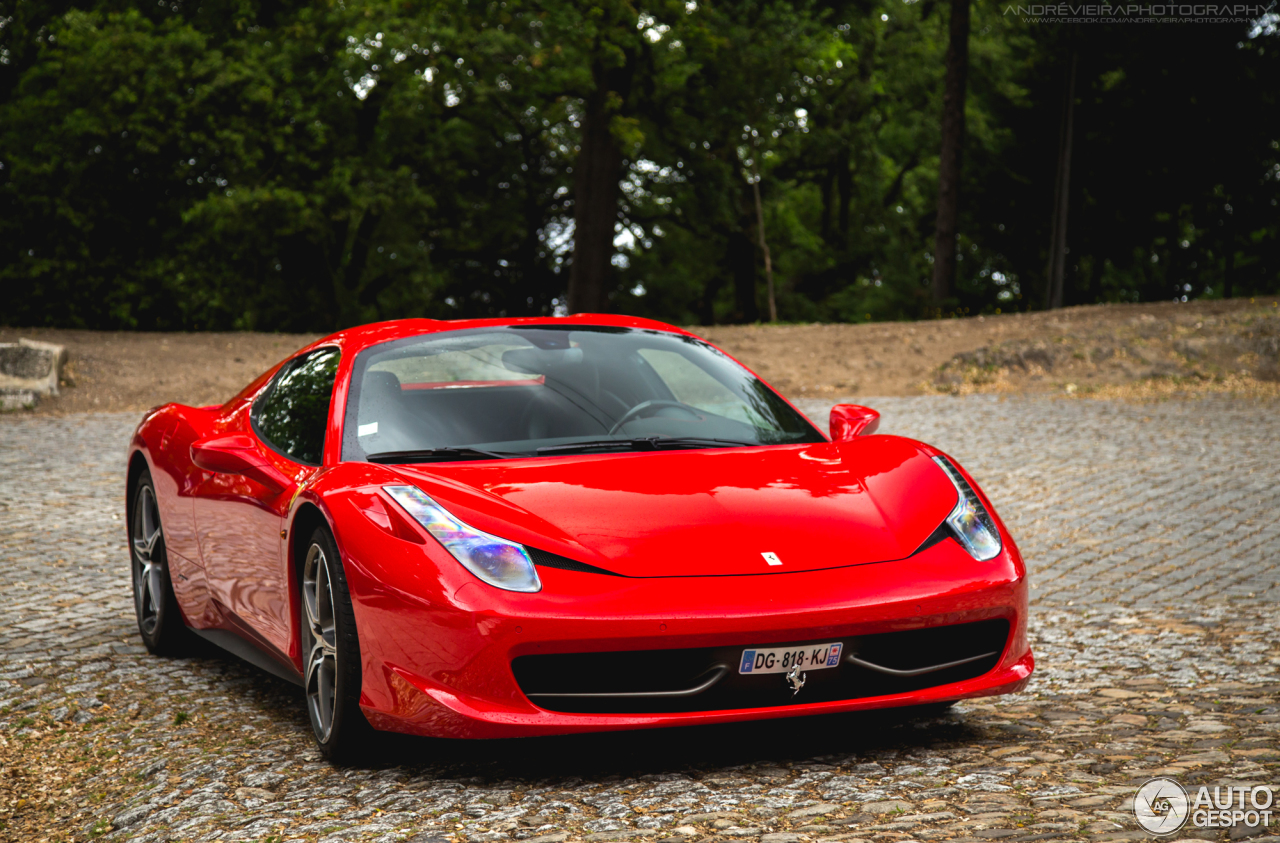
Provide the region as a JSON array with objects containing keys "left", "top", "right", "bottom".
[
  {"left": 384, "top": 486, "right": 542, "bottom": 593},
  {"left": 933, "top": 456, "right": 1002, "bottom": 561}
]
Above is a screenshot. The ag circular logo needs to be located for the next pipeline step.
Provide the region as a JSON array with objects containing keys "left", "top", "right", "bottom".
[{"left": 1134, "top": 777, "right": 1190, "bottom": 835}]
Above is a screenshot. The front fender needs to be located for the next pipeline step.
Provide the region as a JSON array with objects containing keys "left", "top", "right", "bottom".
[{"left": 286, "top": 462, "right": 473, "bottom": 702}]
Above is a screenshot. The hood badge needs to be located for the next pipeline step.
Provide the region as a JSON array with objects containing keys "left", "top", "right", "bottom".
[
  {"left": 762, "top": 552, "right": 782, "bottom": 566},
  {"left": 786, "top": 665, "right": 807, "bottom": 696}
]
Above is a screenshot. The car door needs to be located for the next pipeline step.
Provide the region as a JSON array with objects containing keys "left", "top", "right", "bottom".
[{"left": 194, "top": 347, "right": 341, "bottom": 655}]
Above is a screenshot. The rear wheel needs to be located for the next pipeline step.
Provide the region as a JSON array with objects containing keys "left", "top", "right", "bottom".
[
  {"left": 301, "top": 525, "right": 371, "bottom": 763},
  {"left": 130, "top": 468, "right": 191, "bottom": 655}
]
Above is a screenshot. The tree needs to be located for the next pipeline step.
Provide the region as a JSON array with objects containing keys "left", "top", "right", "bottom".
[
  {"left": 1, "top": 0, "right": 1276, "bottom": 331},
  {"left": 930, "top": 0, "right": 970, "bottom": 307},
  {"left": 608, "top": 0, "right": 833, "bottom": 324},
  {"left": 1044, "top": 52, "right": 1077, "bottom": 311},
  {"left": 563, "top": 4, "right": 639, "bottom": 314}
]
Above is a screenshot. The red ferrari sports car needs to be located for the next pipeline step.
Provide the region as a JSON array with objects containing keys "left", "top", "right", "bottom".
[{"left": 126, "top": 315, "right": 1032, "bottom": 760}]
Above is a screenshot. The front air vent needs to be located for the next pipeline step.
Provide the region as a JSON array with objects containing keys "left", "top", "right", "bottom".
[
  {"left": 513, "top": 618, "right": 1010, "bottom": 714},
  {"left": 524, "top": 546, "right": 623, "bottom": 577}
]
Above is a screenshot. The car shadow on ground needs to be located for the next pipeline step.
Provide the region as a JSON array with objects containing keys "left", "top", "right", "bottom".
[
  {"left": 188, "top": 643, "right": 988, "bottom": 777},
  {"left": 173, "top": 640, "right": 993, "bottom": 782},
  {"left": 368, "top": 705, "right": 985, "bottom": 779}
]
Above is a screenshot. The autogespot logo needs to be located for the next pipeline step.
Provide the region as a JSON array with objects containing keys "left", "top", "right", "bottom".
[
  {"left": 1134, "top": 778, "right": 1277, "bottom": 836},
  {"left": 1135, "top": 778, "right": 1190, "bottom": 835}
]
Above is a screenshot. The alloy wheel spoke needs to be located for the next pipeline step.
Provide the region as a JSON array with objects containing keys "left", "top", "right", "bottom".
[
  {"left": 139, "top": 560, "right": 153, "bottom": 604},
  {"left": 306, "top": 624, "right": 336, "bottom": 674},
  {"left": 147, "top": 561, "right": 163, "bottom": 614},
  {"left": 142, "top": 524, "right": 163, "bottom": 557},
  {"left": 305, "top": 642, "right": 327, "bottom": 687},
  {"left": 316, "top": 657, "right": 335, "bottom": 729},
  {"left": 306, "top": 643, "right": 337, "bottom": 735},
  {"left": 132, "top": 485, "right": 164, "bottom": 636},
  {"left": 304, "top": 580, "right": 322, "bottom": 638},
  {"left": 135, "top": 559, "right": 147, "bottom": 602},
  {"left": 137, "top": 560, "right": 157, "bottom": 633},
  {"left": 303, "top": 542, "right": 340, "bottom": 741},
  {"left": 304, "top": 595, "right": 334, "bottom": 647}
]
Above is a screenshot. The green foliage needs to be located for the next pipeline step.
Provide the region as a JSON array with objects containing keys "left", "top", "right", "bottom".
[{"left": 0, "top": 0, "right": 1276, "bottom": 330}]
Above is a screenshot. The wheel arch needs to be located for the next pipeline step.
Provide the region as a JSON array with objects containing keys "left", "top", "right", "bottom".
[
  {"left": 289, "top": 502, "right": 332, "bottom": 584},
  {"left": 287, "top": 496, "right": 373, "bottom": 753},
  {"left": 288, "top": 502, "right": 330, "bottom": 669},
  {"left": 125, "top": 449, "right": 152, "bottom": 531}
]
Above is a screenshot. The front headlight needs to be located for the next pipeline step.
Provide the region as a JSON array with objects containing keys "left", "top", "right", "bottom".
[
  {"left": 933, "top": 456, "right": 1002, "bottom": 561},
  {"left": 384, "top": 486, "right": 542, "bottom": 593}
]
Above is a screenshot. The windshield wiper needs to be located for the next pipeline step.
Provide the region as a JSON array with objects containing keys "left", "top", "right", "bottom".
[
  {"left": 367, "top": 446, "right": 522, "bottom": 464},
  {"left": 641, "top": 436, "right": 758, "bottom": 450},
  {"left": 535, "top": 437, "right": 756, "bottom": 455}
]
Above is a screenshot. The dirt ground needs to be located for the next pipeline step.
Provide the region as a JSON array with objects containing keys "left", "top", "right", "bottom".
[
  {"left": 4, "top": 296, "right": 1279, "bottom": 416},
  {"left": 701, "top": 296, "right": 1280, "bottom": 403},
  {"left": 0, "top": 329, "right": 323, "bottom": 415}
]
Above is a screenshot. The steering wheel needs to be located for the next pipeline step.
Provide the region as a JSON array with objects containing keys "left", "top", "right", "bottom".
[{"left": 608, "top": 400, "right": 704, "bottom": 435}]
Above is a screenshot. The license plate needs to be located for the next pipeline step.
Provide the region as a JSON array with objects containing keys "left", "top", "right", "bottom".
[{"left": 738, "top": 642, "right": 843, "bottom": 674}]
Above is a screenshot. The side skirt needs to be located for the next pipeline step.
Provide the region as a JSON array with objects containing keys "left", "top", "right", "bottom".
[{"left": 190, "top": 626, "right": 304, "bottom": 687}]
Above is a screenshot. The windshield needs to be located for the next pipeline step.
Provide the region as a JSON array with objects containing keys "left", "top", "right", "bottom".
[{"left": 341, "top": 326, "right": 824, "bottom": 462}]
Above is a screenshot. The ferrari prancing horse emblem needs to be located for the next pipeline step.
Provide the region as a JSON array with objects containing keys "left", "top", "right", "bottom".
[
  {"left": 786, "top": 664, "right": 807, "bottom": 696},
  {"left": 762, "top": 552, "right": 782, "bottom": 566}
]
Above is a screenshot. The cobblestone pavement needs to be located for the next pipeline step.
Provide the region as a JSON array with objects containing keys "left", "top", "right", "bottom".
[
  {"left": 1, "top": 398, "right": 1277, "bottom": 843},
  {"left": 794, "top": 395, "right": 1280, "bottom": 606}
]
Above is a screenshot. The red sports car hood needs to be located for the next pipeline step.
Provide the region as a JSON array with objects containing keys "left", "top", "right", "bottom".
[{"left": 384, "top": 436, "right": 958, "bottom": 578}]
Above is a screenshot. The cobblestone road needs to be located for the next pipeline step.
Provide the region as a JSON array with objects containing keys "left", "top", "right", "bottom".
[
  {"left": 795, "top": 396, "right": 1280, "bottom": 606},
  {"left": 1, "top": 397, "right": 1277, "bottom": 843}
]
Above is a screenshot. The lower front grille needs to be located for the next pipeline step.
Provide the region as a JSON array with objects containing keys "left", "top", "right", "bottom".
[{"left": 511, "top": 618, "right": 1010, "bottom": 714}]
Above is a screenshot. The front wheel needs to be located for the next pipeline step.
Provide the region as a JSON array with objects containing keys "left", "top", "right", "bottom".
[
  {"left": 301, "top": 525, "right": 371, "bottom": 763},
  {"left": 130, "top": 468, "right": 191, "bottom": 655}
]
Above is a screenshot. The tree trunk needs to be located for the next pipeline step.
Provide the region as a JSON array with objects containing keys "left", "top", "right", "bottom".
[
  {"left": 698, "top": 268, "right": 724, "bottom": 326},
  {"left": 568, "top": 72, "right": 624, "bottom": 314},
  {"left": 820, "top": 167, "right": 835, "bottom": 244},
  {"left": 750, "top": 142, "right": 777, "bottom": 322},
  {"left": 930, "top": 0, "right": 970, "bottom": 307},
  {"left": 1045, "top": 53, "right": 1077, "bottom": 311},
  {"left": 882, "top": 152, "right": 921, "bottom": 208},
  {"left": 729, "top": 197, "right": 760, "bottom": 323},
  {"left": 1223, "top": 219, "right": 1235, "bottom": 299},
  {"left": 837, "top": 145, "right": 852, "bottom": 249}
]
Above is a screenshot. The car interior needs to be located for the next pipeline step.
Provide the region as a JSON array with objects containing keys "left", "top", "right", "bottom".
[{"left": 341, "top": 333, "right": 797, "bottom": 460}]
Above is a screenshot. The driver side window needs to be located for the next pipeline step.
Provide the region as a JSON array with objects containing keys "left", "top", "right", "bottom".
[{"left": 253, "top": 347, "right": 341, "bottom": 465}]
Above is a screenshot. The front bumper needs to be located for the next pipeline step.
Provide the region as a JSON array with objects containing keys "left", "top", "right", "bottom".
[{"left": 342, "top": 524, "right": 1032, "bottom": 740}]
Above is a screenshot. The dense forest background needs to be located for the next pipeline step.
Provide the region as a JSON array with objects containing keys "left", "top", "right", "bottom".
[{"left": 2, "top": 0, "right": 1278, "bottom": 332}]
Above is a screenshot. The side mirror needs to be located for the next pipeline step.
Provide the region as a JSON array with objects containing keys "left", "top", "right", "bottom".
[
  {"left": 829, "top": 404, "right": 881, "bottom": 442},
  {"left": 191, "top": 433, "right": 293, "bottom": 494}
]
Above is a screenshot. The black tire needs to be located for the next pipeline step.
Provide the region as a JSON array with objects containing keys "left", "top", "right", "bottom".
[
  {"left": 300, "top": 524, "right": 372, "bottom": 763},
  {"left": 129, "top": 468, "right": 192, "bottom": 656}
]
